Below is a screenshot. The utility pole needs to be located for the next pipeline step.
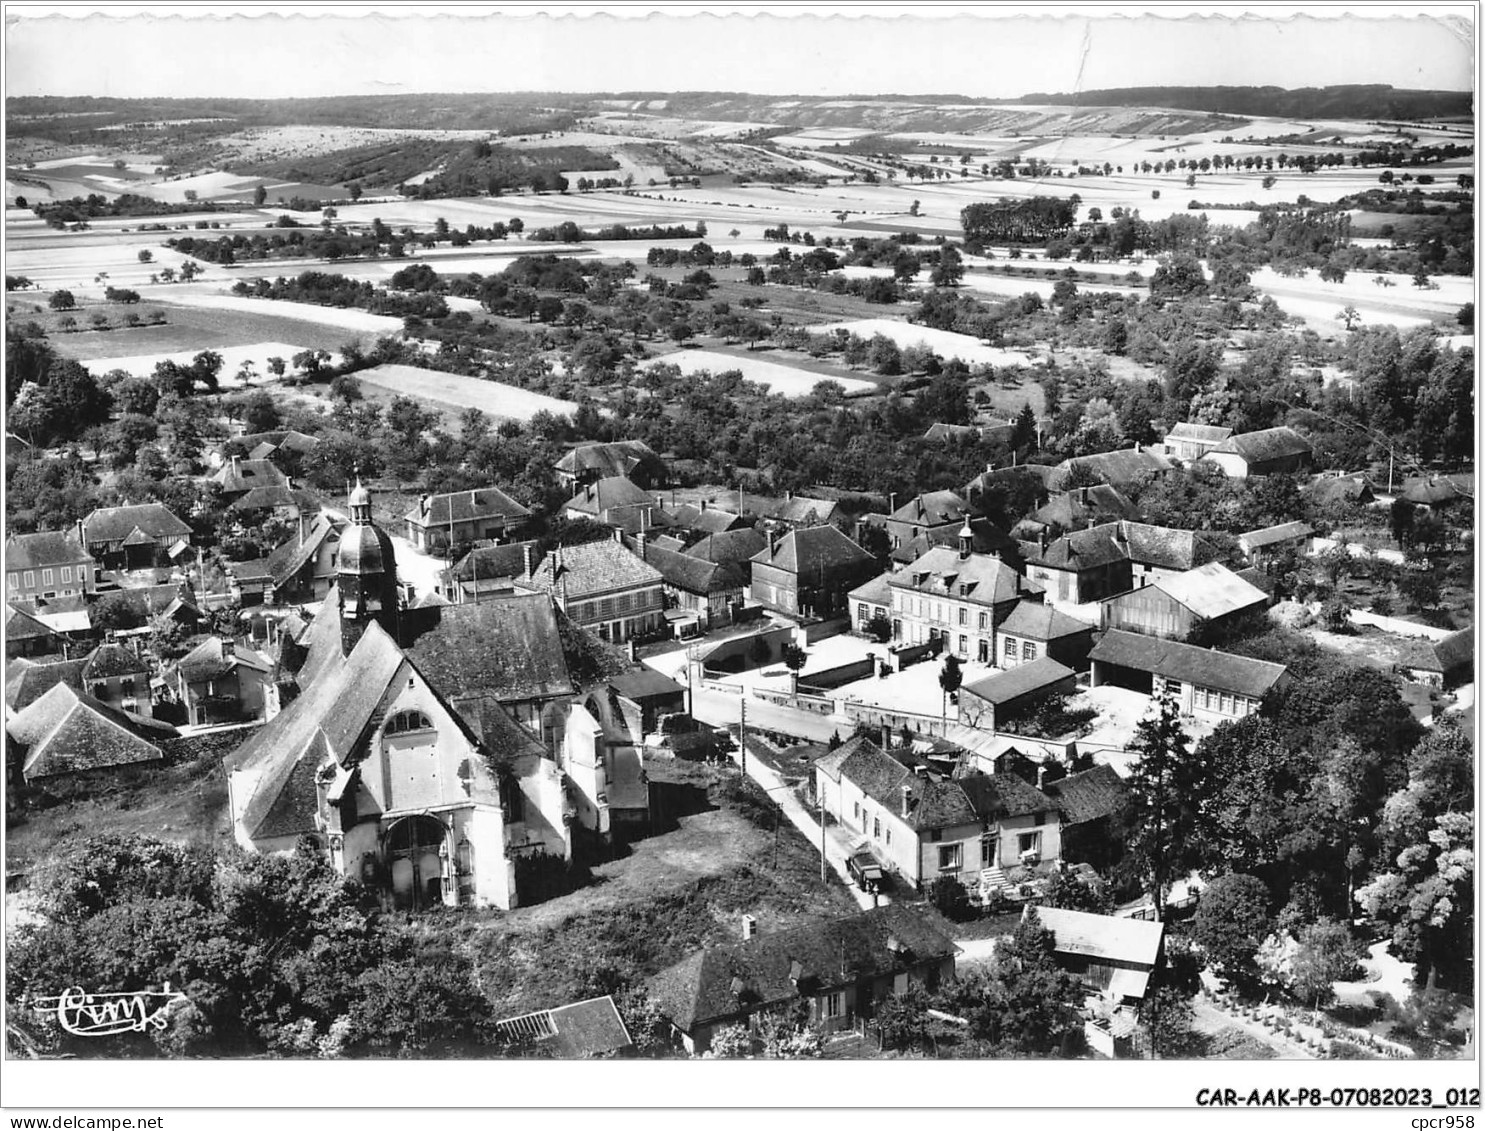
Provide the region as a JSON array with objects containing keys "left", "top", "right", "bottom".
[
  {"left": 819, "top": 788, "right": 827, "bottom": 882},
  {"left": 739, "top": 696, "right": 746, "bottom": 779}
]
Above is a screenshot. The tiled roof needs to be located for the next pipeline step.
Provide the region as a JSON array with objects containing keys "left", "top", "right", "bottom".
[
  {"left": 231, "top": 430, "right": 321, "bottom": 457},
  {"left": 1045, "top": 764, "right": 1127, "bottom": 826},
  {"left": 228, "top": 485, "right": 310, "bottom": 513},
  {"left": 964, "top": 464, "right": 1059, "bottom": 498},
  {"left": 6, "top": 604, "right": 56, "bottom": 642},
  {"left": 81, "top": 643, "right": 148, "bottom": 681},
  {"left": 565, "top": 475, "right": 654, "bottom": 516},
  {"left": 1304, "top": 475, "right": 1374, "bottom": 506},
  {"left": 1053, "top": 449, "right": 1173, "bottom": 490},
  {"left": 669, "top": 504, "right": 746, "bottom": 536},
  {"left": 889, "top": 519, "right": 1022, "bottom": 566},
  {"left": 450, "top": 540, "right": 538, "bottom": 582},
  {"left": 1089, "top": 630, "right": 1288, "bottom": 699},
  {"left": 1240, "top": 521, "right": 1314, "bottom": 550},
  {"left": 685, "top": 528, "right": 768, "bottom": 566},
  {"left": 525, "top": 539, "right": 663, "bottom": 599},
  {"left": 83, "top": 503, "right": 192, "bottom": 544},
  {"left": 1149, "top": 562, "right": 1268, "bottom": 620},
  {"left": 265, "top": 514, "right": 342, "bottom": 587},
  {"left": 213, "top": 458, "right": 289, "bottom": 494},
  {"left": 648, "top": 904, "right": 958, "bottom": 1033},
  {"left": 1032, "top": 485, "right": 1141, "bottom": 529},
  {"left": 555, "top": 440, "right": 663, "bottom": 480},
  {"left": 891, "top": 490, "right": 968, "bottom": 527},
  {"left": 961, "top": 657, "right": 1076, "bottom": 706},
  {"left": 997, "top": 600, "right": 1093, "bottom": 641},
  {"left": 1165, "top": 423, "right": 1233, "bottom": 444},
  {"left": 1035, "top": 906, "right": 1164, "bottom": 969},
  {"left": 1123, "top": 522, "right": 1223, "bottom": 572},
  {"left": 848, "top": 571, "right": 893, "bottom": 608},
  {"left": 772, "top": 496, "right": 841, "bottom": 526},
  {"left": 836, "top": 738, "right": 1055, "bottom": 829},
  {"left": 5, "top": 656, "right": 86, "bottom": 712},
  {"left": 1400, "top": 477, "right": 1470, "bottom": 507},
  {"left": 641, "top": 543, "right": 745, "bottom": 595},
  {"left": 5, "top": 530, "right": 94, "bottom": 571},
  {"left": 402, "top": 592, "right": 576, "bottom": 703},
  {"left": 889, "top": 545, "right": 1041, "bottom": 606},
  {"left": 752, "top": 525, "right": 875, "bottom": 577},
  {"left": 1207, "top": 426, "right": 1312, "bottom": 464},
  {"left": 1402, "top": 628, "right": 1474, "bottom": 674},
  {"left": 10, "top": 682, "right": 172, "bottom": 780},
  {"left": 96, "top": 583, "right": 198, "bottom": 624},
  {"left": 406, "top": 486, "right": 531, "bottom": 528},
  {"left": 924, "top": 423, "right": 981, "bottom": 442},
  {"left": 609, "top": 668, "right": 687, "bottom": 702}
]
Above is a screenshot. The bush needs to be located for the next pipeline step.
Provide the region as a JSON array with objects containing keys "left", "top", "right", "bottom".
[{"left": 928, "top": 875, "right": 974, "bottom": 922}]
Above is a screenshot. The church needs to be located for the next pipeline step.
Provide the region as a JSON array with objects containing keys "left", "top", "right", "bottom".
[{"left": 226, "top": 482, "right": 629, "bottom": 911}]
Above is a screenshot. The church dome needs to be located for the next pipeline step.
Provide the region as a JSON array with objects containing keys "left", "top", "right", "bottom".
[{"left": 338, "top": 521, "right": 395, "bottom": 579}]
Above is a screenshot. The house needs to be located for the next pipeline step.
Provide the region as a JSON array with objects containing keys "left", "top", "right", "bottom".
[
  {"left": 404, "top": 487, "right": 533, "bottom": 553},
  {"left": 226, "top": 429, "right": 321, "bottom": 466},
  {"left": 82, "top": 503, "right": 193, "bottom": 570},
  {"left": 554, "top": 439, "right": 666, "bottom": 490},
  {"left": 1239, "top": 521, "right": 1314, "bottom": 567},
  {"left": 685, "top": 528, "right": 769, "bottom": 572},
  {"left": 80, "top": 642, "right": 153, "bottom": 717},
  {"left": 665, "top": 502, "right": 749, "bottom": 538},
  {"left": 1023, "top": 520, "right": 1227, "bottom": 605},
  {"left": 958, "top": 657, "right": 1078, "bottom": 733},
  {"left": 1398, "top": 628, "right": 1473, "bottom": 690},
  {"left": 1027, "top": 484, "right": 1141, "bottom": 534},
  {"left": 750, "top": 526, "right": 878, "bottom": 621},
  {"left": 647, "top": 903, "right": 958, "bottom": 1054},
  {"left": 924, "top": 422, "right": 983, "bottom": 444},
  {"left": 1304, "top": 473, "right": 1375, "bottom": 511},
  {"left": 227, "top": 484, "right": 310, "bottom": 521},
  {"left": 963, "top": 463, "right": 1057, "bottom": 512},
  {"left": 264, "top": 514, "right": 344, "bottom": 605},
  {"left": 1088, "top": 630, "right": 1289, "bottom": 722},
  {"left": 5, "top": 655, "right": 87, "bottom": 713},
  {"left": 885, "top": 537, "right": 1045, "bottom": 663},
  {"left": 761, "top": 493, "right": 842, "bottom": 530},
  {"left": 8, "top": 682, "right": 175, "bottom": 784},
  {"left": 6, "top": 605, "right": 63, "bottom": 659},
  {"left": 1099, "top": 562, "right": 1269, "bottom": 642},
  {"left": 436, "top": 541, "right": 540, "bottom": 604},
  {"left": 813, "top": 736, "right": 1063, "bottom": 889},
  {"left": 994, "top": 600, "right": 1097, "bottom": 671},
  {"left": 1035, "top": 906, "right": 1165, "bottom": 1006},
  {"left": 173, "top": 636, "right": 274, "bottom": 726},
  {"left": 1398, "top": 475, "right": 1472, "bottom": 512},
  {"left": 212, "top": 456, "right": 289, "bottom": 499},
  {"left": 849, "top": 572, "right": 894, "bottom": 635},
  {"left": 1162, "top": 422, "right": 1233, "bottom": 461},
  {"left": 1201, "top": 426, "right": 1313, "bottom": 479},
  {"left": 881, "top": 490, "right": 970, "bottom": 551},
  {"left": 519, "top": 537, "right": 666, "bottom": 644},
  {"left": 90, "top": 582, "right": 201, "bottom": 634},
  {"left": 495, "top": 995, "right": 633, "bottom": 1058},
  {"left": 564, "top": 475, "right": 660, "bottom": 530},
  {"left": 1051, "top": 447, "right": 1174, "bottom": 493},
  {"left": 225, "top": 482, "right": 574, "bottom": 911},
  {"left": 887, "top": 516, "right": 1023, "bottom": 569},
  {"left": 608, "top": 667, "right": 689, "bottom": 739},
  {"left": 632, "top": 537, "right": 749, "bottom": 632},
  {"left": 560, "top": 701, "right": 650, "bottom": 848},
  {"left": 6, "top": 530, "right": 98, "bottom": 604},
  {"left": 225, "top": 558, "right": 273, "bottom": 607},
  {"left": 1044, "top": 764, "right": 1129, "bottom": 868}
]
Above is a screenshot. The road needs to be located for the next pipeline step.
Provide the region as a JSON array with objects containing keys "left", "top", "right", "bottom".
[{"left": 691, "top": 685, "right": 846, "bottom": 744}]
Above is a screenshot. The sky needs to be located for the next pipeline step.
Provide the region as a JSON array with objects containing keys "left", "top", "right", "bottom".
[{"left": 4, "top": 5, "right": 1476, "bottom": 101}]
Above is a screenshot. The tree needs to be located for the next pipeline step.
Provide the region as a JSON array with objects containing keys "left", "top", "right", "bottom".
[
  {"left": 951, "top": 908, "right": 1085, "bottom": 1056},
  {"left": 747, "top": 634, "right": 772, "bottom": 669},
  {"left": 1011, "top": 402, "right": 1038, "bottom": 451},
  {"left": 780, "top": 641, "right": 807, "bottom": 693},
  {"left": 1335, "top": 305, "right": 1362, "bottom": 331},
  {"left": 1192, "top": 872, "right": 1272, "bottom": 991},
  {"left": 875, "top": 984, "right": 931, "bottom": 1051},
  {"left": 1121, "top": 693, "right": 1208, "bottom": 917},
  {"left": 1456, "top": 303, "right": 1473, "bottom": 333},
  {"left": 938, "top": 654, "right": 962, "bottom": 724},
  {"left": 1289, "top": 918, "right": 1363, "bottom": 1009},
  {"left": 137, "top": 249, "right": 153, "bottom": 264},
  {"left": 253, "top": 184, "right": 268, "bottom": 207},
  {"left": 865, "top": 611, "right": 893, "bottom": 643},
  {"left": 48, "top": 289, "right": 76, "bottom": 311}
]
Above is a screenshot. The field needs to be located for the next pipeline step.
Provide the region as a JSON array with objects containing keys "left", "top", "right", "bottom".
[
  {"left": 815, "top": 318, "right": 1048, "bottom": 369},
  {"left": 352, "top": 362, "right": 579, "bottom": 423},
  {"left": 643, "top": 347, "right": 877, "bottom": 397}
]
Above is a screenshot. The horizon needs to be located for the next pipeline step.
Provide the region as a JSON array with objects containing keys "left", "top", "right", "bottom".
[{"left": 5, "top": 8, "right": 1475, "bottom": 101}]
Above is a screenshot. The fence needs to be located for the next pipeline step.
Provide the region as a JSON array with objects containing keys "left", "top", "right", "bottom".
[
  {"left": 752, "top": 686, "right": 836, "bottom": 715},
  {"left": 798, "top": 656, "right": 875, "bottom": 690},
  {"left": 841, "top": 699, "right": 953, "bottom": 738}
]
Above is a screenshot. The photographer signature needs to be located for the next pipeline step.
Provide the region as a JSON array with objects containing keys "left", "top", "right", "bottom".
[{"left": 31, "top": 984, "right": 189, "bottom": 1036}]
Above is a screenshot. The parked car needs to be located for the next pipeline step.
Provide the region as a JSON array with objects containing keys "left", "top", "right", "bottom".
[{"left": 847, "top": 849, "right": 884, "bottom": 892}]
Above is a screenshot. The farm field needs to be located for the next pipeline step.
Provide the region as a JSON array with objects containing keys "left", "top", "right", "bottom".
[
  {"left": 352, "top": 362, "right": 579, "bottom": 423},
  {"left": 643, "top": 347, "right": 877, "bottom": 397},
  {"left": 71, "top": 340, "right": 337, "bottom": 382},
  {"left": 814, "top": 318, "right": 1048, "bottom": 368},
  {"left": 153, "top": 290, "right": 407, "bottom": 335}
]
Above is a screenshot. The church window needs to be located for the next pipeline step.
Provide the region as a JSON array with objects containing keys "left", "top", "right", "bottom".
[{"left": 386, "top": 709, "right": 434, "bottom": 735}]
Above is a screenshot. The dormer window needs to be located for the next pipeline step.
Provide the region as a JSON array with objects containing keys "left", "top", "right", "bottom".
[{"left": 385, "top": 709, "right": 434, "bottom": 736}]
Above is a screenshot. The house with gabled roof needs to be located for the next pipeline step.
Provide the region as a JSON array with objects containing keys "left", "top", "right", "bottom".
[
  {"left": 813, "top": 735, "right": 1064, "bottom": 891},
  {"left": 1044, "top": 764, "right": 1128, "bottom": 869},
  {"left": 1023, "top": 520, "right": 1228, "bottom": 606},
  {"left": 564, "top": 475, "right": 660, "bottom": 531},
  {"left": 647, "top": 903, "right": 958, "bottom": 1054},
  {"left": 666, "top": 502, "right": 748, "bottom": 538},
  {"left": 762, "top": 493, "right": 842, "bottom": 530},
  {"left": 518, "top": 537, "right": 665, "bottom": 644},
  {"left": 1239, "top": 521, "right": 1314, "bottom": 567},
  {"left": 1201, "top": 426, "right": 1312, "bottom": 479},
  {"left": 8, "top": 682, "right": 176, "bottom": 784},
  {"left": 212, "top": 456, "right": 289, "bottom": 499},
  {"left": 1399, "top": 628, "right": 1473, "bottom": 690},
  {"left": 628, "top": 535, "right": 748, "bottom": 632},
  {"left": 225, "top": 429, "right": 321, "bottom": 466},
  {"left": 80, "top": 642, "right": 152, "bottom": 717},
  {"left": 5, "top": 530, "right": 98, "bottom": 604},
  {"left": 1089, "top": 629, "right": 1289, "bottom": 723},
  {"left": 6, "top": 604, "right": 62, "bottom": 659},
  {"left": 554, "top": 439, "right": 665, "bottom": 491},
  {"left": 1099, "top": 562, "right": 1268, "bottom": 643},
  {"left": 405, "top": 486, "right": 533, "bottom": 553},
  {"left": 882, "top": 490, "right": 970, "bottom": 551},
  {"left": 750, "top": 526, "right": 878, "bottom": 621},
  {"left": 994, "top": 599, "right": 1097, "bottom": 671},
  {"left": 685, "top": 527, "right": 768, "bottom": 570},
  {"left": 1051, "top": 447, "right": 1174, "bottom": 493},
  {"left": 5, "top": 655, "right": 87, "bottom": 713},
  {"left": 1035, "top": 905, "right": 1165, "bottom": 1005},
  {"left": 82, "top": 503, "right": 193, "bottom": 570},
  {"left": 172, "top": 636, "right": 274, "bottom": 726},
  {"left": 436, "top": 540, "right": 540, "bottom": 604},
  {"left": 264, "top": 513, "right": 344, "bottom": 605},
  {"left": 1027, "top": 484, "right": 1141, "bottom": 535},
  {"left": 958, "top": 657, "right": 1079, "bottom": 733},
  {"left": 1162, "top": 422, "right": 1233, "bottom": 461},
  {"left": 887, "top": 516, "right": 1022, "bottom": 568}
]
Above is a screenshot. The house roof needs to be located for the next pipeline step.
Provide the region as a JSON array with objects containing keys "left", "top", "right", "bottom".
[
  {"left": 496, "top": 995, "right": 633, "bottom": 1058},
  {"left": 555, "top": 439, "right": 663, "bottom": 480},
  {"left": 1402, "top": 628, "right": 1474, "bottom": 674},
  {"left": 887, "top": 546, "right": 1040, "bottom": 607},
  {"left": 669, "top": 504, "right": 746, "bottom": 536},
  {"left": 1148, "top": 562, "right": 1269, "bottom": 620},
  {"left": 83, "top": 503, "right": 192, "bottom": 544},
  {"left": 1032, "top": 485, "right": 1141, "bottom": 530},
  {"left": 997, "top": 600, "right": 1093, "bottom": 641},
  {"left": 525, "top": 539, "right": 663, "bottom": 599},
  {"left": 1207, "top": 426, "right": 1312, "bottom": 465},
  {"left": 964, "top": 464, "right": 1059, "bottom": 498},
  {"left": 1400, "top": 476, "right": 1470, "bottom": 507},
  {"left": 609, "top": 667, "right": 687, "bottom": 702},
  {"left": 1034, "top": 906, "right": 1164, "bottom": 971},
  {"left": 924, "top": 423, "right": 981, "bottom": 442},
  {"left": 1304, "top": 475, "right": 1374, "bottom": 506},
  {"left": 685, "top": 527, "right": 768, "bottom": 567},
  {"left": 1240, "top": 521, "right": 1314, "bottom": 550},
  {"left": 9, "top": 682, "right": 173, "bottom": 780},
  {"left": 177, "top": 636, "right": 271, "bottom": 683},
  {"left": 565, "top": 475, "right": 654, "bottom": 517},
  {"left": 1026, "top": 521, "right": 1222, "bottom": 574},
  {"left": 961, "top": 657, "right": 1076, "bottom": 706},
  {"left": 1045, "top": 764, "right": 1127, "bottom": 826},
  {"left": 5, "top": 530, "right": 94, "bottom": 571},
  {"left": 751, "top": 525, "right": 875, "bottom": 577},
  {"left": 228, "top": 485, "right": 310, "bottom": 513},
  {"left": 213, "top": 458, "right": 289, "bottom": 494},
  {"left": 265, "top": 514, "right": 342, "bottom": 587},
  {"left": 833, "top": 738, "right": 1056, "bottom": 829},
  {"left": 449, "top": 540, "right": 539, "bottom": 582},
  {"left": 95, "top": 583, "right": 199, "bottom": 625},
  {"left": 406, "top": 486, "right": 532, "bottom": 528},
  {"left": 1053, "top": 448, "right": 1173, "bottom": 490},
  {"left": 1165, "top": 422, "right": 1234, "bottom": 444},
  {"left": 641, "top": 543, "right": 746, "bottom": 596},
  {"left": 1089, "top": 630, "right": 1289, "bottom": 699},
  {"left": 768, "top": 495, "right": 841, "bottom": 526},
  {"left": 6, "top": 604, "right": 56, "bottom": 642},
  {"left": 891, "top": 490, "right": 968, "bottom": 528},
  {"left": 647, "top": 904, "right": 958, "bottom": 1033},
  {"left": 231, "top": 429, "right": 321, "bottom": 458},
  {"left": 848, "top": 571, "right": 894, "bottom": 608},
  {"left": 401, "top": 592, "right": 576, "bottom": 703},
  {"left": 889, "top": 518, "right": 1022, "bottom": 567},
  {"left": 4, "top": 656, "right": 86, "bottom": 712},
  {"left": 81, "top": 642, "right": 149, "bottom": 681}
]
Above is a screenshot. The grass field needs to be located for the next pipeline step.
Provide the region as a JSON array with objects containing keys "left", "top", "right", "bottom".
[
  {"left": 644, "top": 346, "right": 877, "bottom": 397},
  {"left": 353, "top": 362, "right": 579, "bottom": 424}
]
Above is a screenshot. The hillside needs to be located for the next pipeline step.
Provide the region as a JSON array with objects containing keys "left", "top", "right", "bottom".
[{"left": 1017, "top": 85, "right": 1474, "bottom": 120}]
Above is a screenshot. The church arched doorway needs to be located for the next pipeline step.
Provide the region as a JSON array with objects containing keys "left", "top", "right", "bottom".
[{"left": 385, "top": 814, "right": 448, "bottom": 911}]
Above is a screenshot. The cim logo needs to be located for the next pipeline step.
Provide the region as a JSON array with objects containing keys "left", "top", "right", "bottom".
[{"left": 32, "top": 984, "right": 190, "bottom": 1037}]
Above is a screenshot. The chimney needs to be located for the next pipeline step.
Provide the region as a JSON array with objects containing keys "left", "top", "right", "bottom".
[
  {"left": 636, "top": 530, "right": 648, "bottom": 561},
  {"left": 786, "top": 490, "right": 793, "bottom": 502},
  {"left": 741, "top": 914, "right": 757, "bottom": 942},
  {"left": 1132, "top": 441, "right": 1141, "bottom": 453},
  {"left": 888, "top": 491, "right": 898, "bottom": 514},
  {"left": 232, "top": 455, "right": 240, "bottom": 479},
  {"left": 522, "top": 542, "right": 535, "bottom": 578},
  {"left": 1038, "top": 529, "right": 1048, "bottom": 553},
  {"left": 613, "top": 527, "right": 623, "bottom": 544},
  {"left": 900, "top": 784, "right": 912, "bottom": 818},
  {"left": 420, "top": 494, "right": 430, "bottom": 518},
  {"left": 958, "top": 518, "right": 972, "bottom": 560},
  {"left": 628, "top": 639, "right": 638, "bottom": 663},
  {"left": 76, "top": 519, "right": 85, "bottom": 547},
  {"left": 298, "top": 509, "right": 307, "bottom": 546},
  {"left": 1037, "top": 764, "right": 1047, "bottom": 789},
  {"left": 700, "top": 499, "right": 707, "bottom": 512},
  {"left": 221, "top": 636, "right": 235, "bottom": 660}
]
